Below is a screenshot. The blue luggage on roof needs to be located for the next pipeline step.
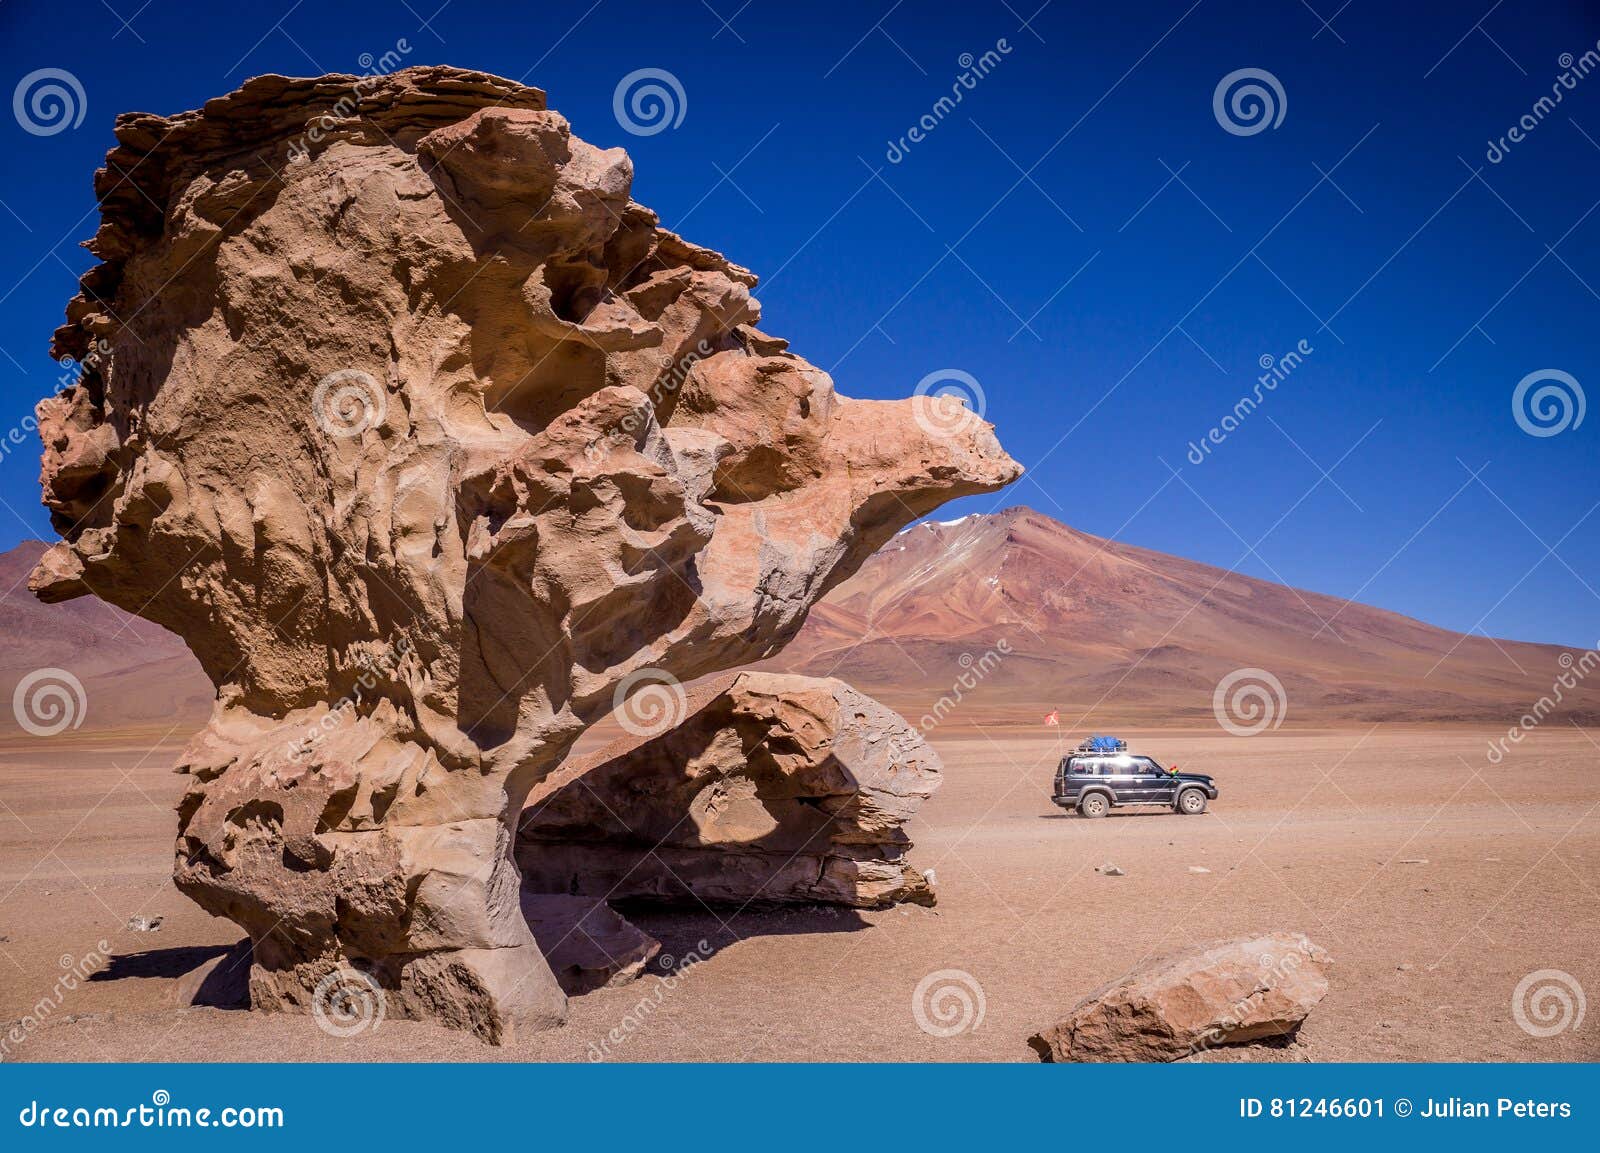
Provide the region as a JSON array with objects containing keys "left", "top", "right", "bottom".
[{"left": 1086, "top": 735, "right": 1127, "bottom": 752}]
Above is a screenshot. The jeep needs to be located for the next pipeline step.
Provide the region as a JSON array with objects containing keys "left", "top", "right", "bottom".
[{"left": 1051, "top": 750, "right": 1218, "bottom": 818}]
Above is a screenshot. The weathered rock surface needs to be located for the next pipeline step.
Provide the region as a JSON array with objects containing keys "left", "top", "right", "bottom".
[
  {"left": 520, "top": 893, "right": 660, "bottom": 995},
  {"left": 32, "top": 67, "right": 1018, "bottom": 1041},
  {"left": 1028, "top": 933, "right": 1332, "bottom": 1062},
  {"left": 519, "top": 672, "right": 940, "bottom": 908}
]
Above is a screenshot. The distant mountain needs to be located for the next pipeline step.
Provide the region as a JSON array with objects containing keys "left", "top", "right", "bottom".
[
  {"left": 5, "top": 509, "right": 1594, "bottom": 737},
  {"left": 0, "top": 541, "right": 210, "bottom": 733},
  {"left": 761, "top": 507, "right": 1600, "bottom": 726}
]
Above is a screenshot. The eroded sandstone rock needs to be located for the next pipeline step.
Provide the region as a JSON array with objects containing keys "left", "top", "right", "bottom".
[
  {"left": 33, "top": 67, "right": 1018, "bottom": 1041},
  {"left": 1028, "top": 932, "right": 1332, "bottom": 1062},
  {"left": 519, "top": 672, "right": 941, "bottom": 909}
]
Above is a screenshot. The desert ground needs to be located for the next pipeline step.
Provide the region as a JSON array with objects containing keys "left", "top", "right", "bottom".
[{"left": 3, "top": 722, "right": 1596, "bottom": 1062}]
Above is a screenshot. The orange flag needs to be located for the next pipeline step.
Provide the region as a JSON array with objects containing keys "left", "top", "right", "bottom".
[{"left": 1044, "top": 710, "right": 1059, "bottom": 727}]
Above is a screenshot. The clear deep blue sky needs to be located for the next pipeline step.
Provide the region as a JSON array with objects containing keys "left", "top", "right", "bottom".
[{"left": 0, "top": 0, "right": 1596, "bottom": 646}]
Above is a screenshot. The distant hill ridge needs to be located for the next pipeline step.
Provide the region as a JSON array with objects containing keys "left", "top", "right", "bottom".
[
  {"left": 4, "top": 508, "right": 1594, "bottom": 734},
  {"left": 760, "top": 506, "right": 1599, "bottom": 726}
]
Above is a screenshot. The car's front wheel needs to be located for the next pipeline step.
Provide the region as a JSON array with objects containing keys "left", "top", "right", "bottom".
[
  {"left": 1078, "top": 793, "right": 1109, "bottom": 819},
  {"left": 1177, "top": 788, "right": 1207, "bottom": 815}
]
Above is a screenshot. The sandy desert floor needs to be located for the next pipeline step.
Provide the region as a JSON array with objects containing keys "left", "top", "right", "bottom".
[{"left": 2, "top": 723, "right": 1597, "bottom": 1062}]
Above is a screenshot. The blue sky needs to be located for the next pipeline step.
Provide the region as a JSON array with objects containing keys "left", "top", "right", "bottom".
[{"left": 0, "top": 0, "right": 1596, "bottom": 646}]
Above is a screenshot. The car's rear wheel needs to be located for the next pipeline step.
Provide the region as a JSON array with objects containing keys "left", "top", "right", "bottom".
[
  {"left": 1078, "top": 793, "right": 1109, "bottom": 819},
  {"left": 1177, "top": 788, "right": 1207, "bottom": 815}
]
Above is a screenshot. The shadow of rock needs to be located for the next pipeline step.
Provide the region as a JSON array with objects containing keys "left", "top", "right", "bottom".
[
  {"left": 91, "top": 943, "right": 233, "bottom": 982},
  {"left": 617, "top": 901, "right": 874, "bottom": 974},
  {"left": 521, "top": 892, "right": 659, "bottom": 996}
]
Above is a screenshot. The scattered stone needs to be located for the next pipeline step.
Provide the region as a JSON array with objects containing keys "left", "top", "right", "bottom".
[
  {"left": 1095, "top": 863, "right": 1125, "bottom": 877},
  {"left": 1398, "top": 858, "right": 1429, "bottom": 865},
  {"left": 1397, "top": 963, "right": 1413, "bottom": 971},
  {"left": 1028, "top": 932, "right": 1332, "bottom": 1062},
  {"left": 125, "top": 915, "right": 163, "bottom": 932},
  {"left": 519, "top": 673, "right": 941, "bottom": 908},
  {"left": 1188, "top": 866, "right": 1211, "bottom": 874},
  {"left": 27, "top": 66, "right": 1020, "bottom": 1044}
]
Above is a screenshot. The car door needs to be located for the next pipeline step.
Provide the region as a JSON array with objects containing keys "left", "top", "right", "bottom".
[
  {"left": 1056, "top": 756, "right": 1081, "bottom": 800},
  {"left": 1104, "top": 754, "right": 1142, "bottom": 804},
  {"left": 1075, "top": 757, "right": 1110, "bottom": 803},
  {"left": 1136, "top": 757, "right": 1177, "bottom": 805}
]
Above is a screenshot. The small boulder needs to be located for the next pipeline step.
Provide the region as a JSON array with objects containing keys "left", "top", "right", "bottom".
[{"left": 1028, "top": 932, "right": 1332, "bottom": 1062}]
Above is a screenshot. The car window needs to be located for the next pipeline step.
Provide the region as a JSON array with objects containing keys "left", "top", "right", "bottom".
[{"left": 1135, "top": 757, "right": 1161, "bottom": 773}]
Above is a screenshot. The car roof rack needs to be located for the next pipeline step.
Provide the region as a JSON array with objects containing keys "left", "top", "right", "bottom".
[{"left": 1073, "top": 735, "right": 1129, "bottom": 753}]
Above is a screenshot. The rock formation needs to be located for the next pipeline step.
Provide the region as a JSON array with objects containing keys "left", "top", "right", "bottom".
[
  {"left": 1028, "top": 932, "right": 1332, "bottom": 1061},
  {"left": 32, "top": 67, "right": 1019, "bottom": 1042},
  {"left": 518, "top": 671, "right": 941, "bottom": 909}
]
